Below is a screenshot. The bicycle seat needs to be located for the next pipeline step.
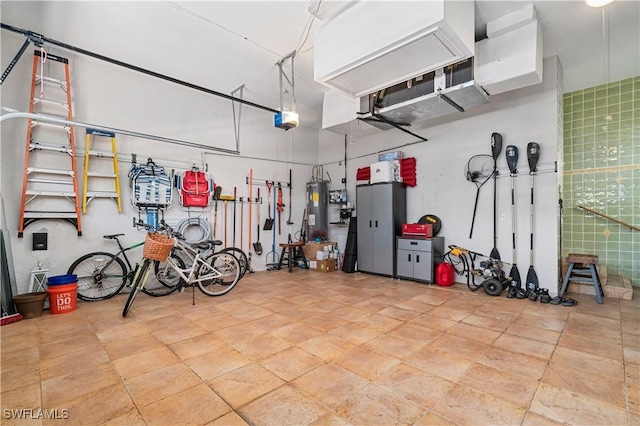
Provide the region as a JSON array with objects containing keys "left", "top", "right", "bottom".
[{"left": 103, "top": 234, "right": 125, "bottom": 239}]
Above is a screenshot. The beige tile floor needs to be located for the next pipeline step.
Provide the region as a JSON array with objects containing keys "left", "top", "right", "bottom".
[{"left": 1, "top": 269, "right": 638, "bottom": 425}]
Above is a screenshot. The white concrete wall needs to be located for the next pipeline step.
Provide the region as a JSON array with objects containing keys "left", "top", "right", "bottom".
[
  {"left": 320, "top": 58, "right": 561, "bottom": 295},
  {"left": 1, "top": 2, "right": 319, "bottom": 293},
  {"left": 2, "top": 1, "right": 561, "bottom": 297}
]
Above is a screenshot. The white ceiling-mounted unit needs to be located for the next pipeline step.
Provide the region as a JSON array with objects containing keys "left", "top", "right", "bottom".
[{"left": 313, "top": 0, "right": 474, "bottom": 98}]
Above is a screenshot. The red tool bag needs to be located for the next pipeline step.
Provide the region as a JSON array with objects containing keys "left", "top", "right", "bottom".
[{"left": 180, "top": 169, "right": 211, "bottom": 208}]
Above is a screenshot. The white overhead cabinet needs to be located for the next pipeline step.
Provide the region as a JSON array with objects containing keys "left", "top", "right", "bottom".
[
  {"left": 356, "top": 183, "right": 406, "bottom": 277},
  {"left": 313, "top": 0, "right": 475, "bottom": 97}
]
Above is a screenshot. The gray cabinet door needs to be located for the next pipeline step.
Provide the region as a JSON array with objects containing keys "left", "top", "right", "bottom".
[
  {"left": 356, "top": 185, "right": 374, "bottom": 273},
  {"left": 397, "top": 249, "right": 414, "bottom": 278},
  {"left": 373, "top": 184, "right": 394, "bottom": 276},
  {"left": 413, "top": 251, "right": 433, "bottom": 282}
]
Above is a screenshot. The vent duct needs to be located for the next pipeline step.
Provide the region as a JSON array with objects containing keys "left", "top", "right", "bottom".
[{"left": 357, "top": 59, "right": 489, "bottom": 130}]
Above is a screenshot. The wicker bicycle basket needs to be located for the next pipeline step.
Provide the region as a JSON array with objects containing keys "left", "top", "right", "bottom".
[{"left": 143, "top": 232, "right": 174, "bottom": 261}]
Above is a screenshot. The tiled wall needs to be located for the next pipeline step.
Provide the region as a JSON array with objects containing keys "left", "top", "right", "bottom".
[{"left": 563, "top": 76, "right": 639, "bottom": 286}]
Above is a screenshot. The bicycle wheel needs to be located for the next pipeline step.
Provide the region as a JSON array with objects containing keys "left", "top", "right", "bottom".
[
  {"left": 145, "top": 253, "right": 186, "bottom": 296},
  {"left": 67, "top": 252, "right": 127, "bottom": 301},
  {"left": 122, "top": 259, "right": 151, "bottom": 317},
  {"left": 197, "top": 252, "right": 240, "bottom": 296},
  {"left": 220, "top": 247, "right": 248, "bottom": 279}
]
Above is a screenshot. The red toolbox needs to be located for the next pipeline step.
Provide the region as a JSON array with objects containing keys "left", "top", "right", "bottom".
[{"left": 402, "top": 223, "right": 433, "bottom": 238}]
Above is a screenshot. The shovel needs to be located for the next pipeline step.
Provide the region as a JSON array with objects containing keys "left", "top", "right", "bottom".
[
  {"left": 263, "top": 181, "right": 274, "bottom": 230},
  {"left": 253, "top": 188, "right": 263, "bottom": 254}
]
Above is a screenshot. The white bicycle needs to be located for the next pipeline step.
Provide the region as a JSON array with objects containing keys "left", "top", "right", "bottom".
[{"left": 122, "top": 225, "right": 240, "bottom": 317}]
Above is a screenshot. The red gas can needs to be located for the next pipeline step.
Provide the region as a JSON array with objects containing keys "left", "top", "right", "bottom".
[{"left": 436, "top": 263, "right": 455, "bottom": 286}]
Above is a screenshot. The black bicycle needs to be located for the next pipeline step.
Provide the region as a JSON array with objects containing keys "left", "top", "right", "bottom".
[{"left": 67, "top": 233, "right": 183, "bottom": 301}]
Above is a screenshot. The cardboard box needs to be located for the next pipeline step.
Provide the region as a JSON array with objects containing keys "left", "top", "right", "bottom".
[
  {"left": 314, "top": 259, "right": 337, "bottom": 273},
  {"left": 309, "top": 260, "right": 317, "bottom": 270},
  {"left": 302, "top": 242, "right": 335, "bottom": 259},
  {"left": 316, "top": 250, "right": 329, "bottom": 260}
]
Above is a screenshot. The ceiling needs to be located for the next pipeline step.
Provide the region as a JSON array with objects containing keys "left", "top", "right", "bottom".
[{"left": 2, "top": 1, "right": 639, "bottom": 130}]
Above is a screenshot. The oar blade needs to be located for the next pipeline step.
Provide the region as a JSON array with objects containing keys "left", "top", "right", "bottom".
[
  {"left": 509, "top": 265, "right": 522, "bottom": 291},
  {"left": 526, "top": 266, "right": 539, "bottom": 293}
]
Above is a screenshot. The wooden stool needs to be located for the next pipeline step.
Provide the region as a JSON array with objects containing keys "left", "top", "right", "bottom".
[
  {"left": 559, "top": 254, "right": 604, "bottom": 304},
  {"left": 277, "top": 242, "right": 306, "bottom": 272}
]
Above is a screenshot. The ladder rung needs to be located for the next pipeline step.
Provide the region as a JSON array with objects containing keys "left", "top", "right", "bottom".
[
  {"left": 88, "top": 150, "right": 115, "bottom": 158},
  {"left": 36, "top": 76, "right": 68, "bottom": 87},
  {"left": 87, "top": 172, "right": 116, "bottom": 179},
  {"left": 27, "top": 167, "right": 74, "bottom": 176},
  {"left": 25, "top": 189, "right": 76, "bottom": 197},
  {"left": 30, "top": 142, "right": 72, "bottom": 154},
  {"left": 32, "top": 121, "right": 71, "bottom": 131},
  {"left": 86, "top": 191, "right": 119, "bottom": 198},
  {"left": 87, "top": 172, "right": 117, "bottom": 178},
  {"left": 23, "top": 211, "right": 78, "bottom": 219},
  {"left": 33, "top": 98, "right": 69, "bottom": 109},
  {"left": 27, "top": 178, "right": 74, "bottom": 185}
]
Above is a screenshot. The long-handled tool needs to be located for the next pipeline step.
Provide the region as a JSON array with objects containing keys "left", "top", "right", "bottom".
[
  {"left": 506, "top": 145, "right": 522, "bottom": 292},
  {"left": 299, "top": 208, "right": 307, "bottom": 242},
  {"left": 219, "top": 193, "right": 235, "bottom": 247},
  {"left": 490, "top": 132, "right": 502, "bottom": 260},
  {"left": 286, "top": 169, "right": 294, "bottom": 225},
  {"left": 248, "top": 169, "right": 253, "bottom": 250},
  {"left": 232, "top": 187, "right": 237, "bottom": 247},
  {"left": 263, "top": 181, "right": 274, "bottom": 230},
  {"left": 526, "top": 142, "right": 540, "bottom": 294},
  {"left": 266, "top": 184, "right": 279, "bottom": 269},
  {"left": 223, "top": 198, "right": 228, "bottom": 246},
  {"left": 212, "top": 186, "right": 222, "bottom": 238},
  {"left": 253, "top": 188, "right": 263, "bottom": 254},
  {"left": 240, "top": 197, "right": 244, "bottom": 251},
  {"left": 277, "top": 182, "right": 284, "bottom": 235},
  {"left": 465, "top": 154, "right": 494, "bottom": 238}
]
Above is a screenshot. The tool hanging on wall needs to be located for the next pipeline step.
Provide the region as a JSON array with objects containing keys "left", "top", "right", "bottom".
[
  {"left": 265, "top": 184, "right": 280, "bottom": 269},
  {"left": 505, "top": 145, "right": 523, "bottom": 296},
  {"left": 212, "top": 186, "right": 221, "bottom": 238},
  {"left": 263, "top": 181, "right": 274, "bottom": 230},
  {"left": 299, "top": 208, "right": 308, "bottom": 242},
  {"left": 240, "top": 197, "right": 244, "bottom": 251},
  {"left": 490, "top": 132, "right": 503, "bottom": 260},
  {"left": 254, "top": 187, "right": 263, "bottom": 254},
  {"left": 248, "top": 169, "right": 253, "bottom": 250},
  {"left": 286, "top": 169, "right": 294, "bottom": 225},
  {"left": 232, "top": 187, "right": 237, "bottom": 247},
  {"left": 526, "top": 142, "right": 541, "bottom": 294},
  {"left": 277, "top": 182, "right": 284, "bottom": 235},
  {"left": 465, "top": 154, "right": 493, "bottom": 239},
  {"left": 219, "top": 193, "right": 234, "bottom": 247}
]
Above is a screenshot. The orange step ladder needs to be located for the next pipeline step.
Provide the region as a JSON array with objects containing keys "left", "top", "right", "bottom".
[{"left": 18, "top": 49, "right": 82, "bottom": 237}]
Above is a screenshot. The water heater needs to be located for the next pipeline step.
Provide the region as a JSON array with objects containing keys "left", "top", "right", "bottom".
[{"left": 306, "top": 181, "right": 328, "bottom": 240}]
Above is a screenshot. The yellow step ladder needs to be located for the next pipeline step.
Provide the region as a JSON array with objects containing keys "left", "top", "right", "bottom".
[
  {"left": 82, "top": 129, "right": 122, "bottom": 213},
  {"left": 18, "top": 49, "right": 82, "bottom": 237}
]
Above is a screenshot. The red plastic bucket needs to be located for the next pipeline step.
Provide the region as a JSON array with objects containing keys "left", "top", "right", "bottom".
[
  {"left": 436, "top": 263, "right": 455, "bottom": 286},
  {"left": 48, "top": 283, "right": 78, "bottom": 314}
]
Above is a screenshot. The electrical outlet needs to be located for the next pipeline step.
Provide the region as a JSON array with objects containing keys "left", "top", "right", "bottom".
[{"left": 500, "top": 213, "right": 507, "bottom": 221}]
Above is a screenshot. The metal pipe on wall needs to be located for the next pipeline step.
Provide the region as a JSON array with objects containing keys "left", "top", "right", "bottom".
[{"left": 0, "top": 107, "right": 240, "bottom": 155}]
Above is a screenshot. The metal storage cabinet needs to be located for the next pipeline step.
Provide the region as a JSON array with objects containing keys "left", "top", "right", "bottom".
[
  {"left": 356, "top": 182, "right": 406, "bottom": 277},
  {"left": 396, "top": 236, "right": 445, "bottom": 283}
]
